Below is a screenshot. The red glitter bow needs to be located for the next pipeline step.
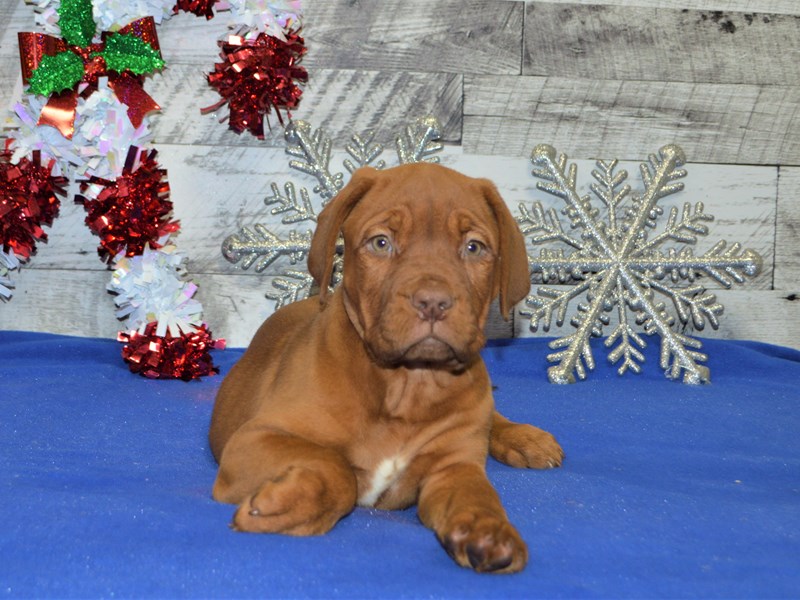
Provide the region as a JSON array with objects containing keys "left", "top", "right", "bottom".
[
  {"left": 0, "top": 145, "right": 68, "bottom": 260},
  {"left": 17, "top": 17, "right": 163, "bottom": 139},
  {"left": 203, "top": 29, "right": 307, "bottom": 139}
]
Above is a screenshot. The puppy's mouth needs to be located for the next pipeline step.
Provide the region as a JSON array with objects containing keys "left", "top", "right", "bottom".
[
  {"left": 380, "top": 335, "right": 472, "bottom": 371},
  {"left": 404, "top": 335, "right": 455, "bottom": 361}
]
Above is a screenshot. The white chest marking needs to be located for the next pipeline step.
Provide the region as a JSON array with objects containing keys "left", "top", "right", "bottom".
[{"left": 359, "top": 456, "right": 408, "bottom": 507}]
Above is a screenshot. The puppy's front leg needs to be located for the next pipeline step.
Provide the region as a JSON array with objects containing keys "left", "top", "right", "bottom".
[
  {"left": 418, "top": 463, "right": 527, "bottom": 573},
  {"left": 213, "top": 425, "right": 358, "bottom": 536},
  {"left": 490, "top": 411, "right": 564, "bottom": 469}
]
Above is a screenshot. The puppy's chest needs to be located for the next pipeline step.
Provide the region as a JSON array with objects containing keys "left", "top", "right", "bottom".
[
  {"left": 357, "top": 454, "right": 410, "bottom": 508},
  {"left": 348, "top": 373, "right": 477, "bottom": 509},
  {"left": 351, "top": 428, "right": 433, "bottom": 509}
]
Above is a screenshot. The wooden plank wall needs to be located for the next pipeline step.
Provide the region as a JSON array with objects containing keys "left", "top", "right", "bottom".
[{"left": 0, "top": 0, "right": 798, "bottom": 350}]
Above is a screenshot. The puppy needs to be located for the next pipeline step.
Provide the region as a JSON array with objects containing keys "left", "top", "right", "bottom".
[{"left": 209, "top": 163, "right": 563, "bottom": 573}]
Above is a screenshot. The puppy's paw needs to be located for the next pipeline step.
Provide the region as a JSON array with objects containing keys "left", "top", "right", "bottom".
[
  {"left": 439, "top": 512, "right": 527, "bottom": 574},
  {"left": 490, "top": 423, "right": 564, "bottom": 469},
  {"left": 231, "top": 466, "right": 349, "bottom": 536}
]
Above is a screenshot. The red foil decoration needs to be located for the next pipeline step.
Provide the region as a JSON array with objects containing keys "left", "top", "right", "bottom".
[
  {"left": 119, "top": 322, "right": 225, "bottom": 380},
  {"left": 76, "top": 148, "right": 179, "bottom": 263},
  {"left": 17, "top": 17, "right": 162, "bottom": 138},
  {"left": 173, "top": 0, "right": 216, "bottom": 19},
  {"left": 0, "top": 147, "right": 68, "bottom": 260},
  {"left": 108, "top": 72, "right": 161, "bottom": 130},
  {"left": 113, "top": 16, "right": 161, "bottom": 52},
  {"left": 203, "top": 29, "right": 308, "bottom": 139},
  {"left": 17, "top": 31, "right": 67, "bottom": 83}
]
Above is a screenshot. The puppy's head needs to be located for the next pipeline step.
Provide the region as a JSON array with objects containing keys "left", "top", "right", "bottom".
[{"left": 308, "top": 163, "right": 529, "bottom": 371}]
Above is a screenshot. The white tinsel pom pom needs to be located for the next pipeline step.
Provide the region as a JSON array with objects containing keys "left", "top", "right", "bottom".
[
  {"left": 0, "top": 250, "right": 21, "bottom": 301},
  {"left": 92, "top": 0, "right": 176, "bottom": 30},
  {"left": 224, "top": 0, "right": 303, "bottom": 40},
  {"left": 108, "top": 245, "right": 204, "bottom": 338},
  {"left": 28, "top": 0, "right": 176, "bottom": 34},
  {"left": 73, "top": 78, "right": 154, "bottom": 179},
  {"left": 28, "top": 0, "right": 61, "bottom": 36},
  {"left": 6, "top": 95, "right": 82, "bottom": 176},
  {"left": 6, "top": 81, "right": 153, "bottom": 180}
]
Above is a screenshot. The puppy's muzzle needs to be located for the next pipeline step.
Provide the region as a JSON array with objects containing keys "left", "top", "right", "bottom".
[
  {"left": 395, "top": 277, "right": 469, "bottom": 367},
  {"left": 360, "top": 269, "right": 482, "bottom": 370}
]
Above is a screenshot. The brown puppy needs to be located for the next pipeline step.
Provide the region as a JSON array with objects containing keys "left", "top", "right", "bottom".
[{"left": 209, "top": 163, "right": 563, "bottom": 573}]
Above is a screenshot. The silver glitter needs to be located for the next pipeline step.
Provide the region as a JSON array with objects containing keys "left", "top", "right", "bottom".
[
  {"left": 284, "top": 120, "right": 344, "bottom": 202},
  {"left": 265, "top": 182, "right": 317, "bottom": 225},
  {"left": 343, "top": 129, "right": 386, "bottom": 174},
  {"left": 396, "top": 116, "right": 443, "bottom": 164},
  {"left": 265, "top": 269, "right": 316, "bottom": 310},
  {"left": 518, "top": 144, "right": 762, "bottom": 385},
  {"left": 221, "top": 226, "right": 312, "bottom": 273}
]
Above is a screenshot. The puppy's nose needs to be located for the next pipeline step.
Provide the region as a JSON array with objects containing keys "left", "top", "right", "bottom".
[{"left": 411, "top": 287, "right": 453, "bottom": 322}]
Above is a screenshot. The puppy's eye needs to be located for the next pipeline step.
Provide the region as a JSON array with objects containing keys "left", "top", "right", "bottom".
[
  {"left": 463, "top": 240, "right": 487, "bottom": 257},
  {"left": 368, "top": 235, "right": 393, "bottom": 254}
]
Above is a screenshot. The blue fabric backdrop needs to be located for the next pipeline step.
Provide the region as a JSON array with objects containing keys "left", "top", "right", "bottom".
[{"left": 1, "top": 330, "right": 798, "bottom": 598}]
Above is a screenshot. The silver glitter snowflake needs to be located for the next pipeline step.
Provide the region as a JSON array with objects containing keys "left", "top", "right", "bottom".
[
  {"left": 221, "top": 116, "right": 443, "bottom": 306},
  {"left": 518, "top": 144, "right": 762, "bottom": 385}
]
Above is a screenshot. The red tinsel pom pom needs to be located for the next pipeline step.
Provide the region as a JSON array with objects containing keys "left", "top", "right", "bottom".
[
  {"left": 0, "top": 148, "right": 67, "bottom": 260},
  {"left": 173, "top": 0, "right": 216, "bottom": 19},
  {"left": 119, "top": 322, "right": 225, "bottom": 380},
  {"left": 76, "top": 148, "right": 180, "bottom": 264},
  {"left": 204, "top": 29, "right": 308, "bottom": 139}
]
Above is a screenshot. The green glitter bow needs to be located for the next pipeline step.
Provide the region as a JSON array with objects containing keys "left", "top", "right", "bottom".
[{"left": 18, "top": 0, "right": 165, "bottom": 137}]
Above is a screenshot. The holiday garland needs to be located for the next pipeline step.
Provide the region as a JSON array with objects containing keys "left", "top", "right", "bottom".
[{"left": 2, "top": 0, "right": 307, "bottom": 379}]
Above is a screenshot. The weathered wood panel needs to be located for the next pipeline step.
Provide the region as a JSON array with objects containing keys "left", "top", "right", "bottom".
[
  {"left": 0, "top": 269, "right": 122, "bottom": 339},
  {"left": 153, "top": 0, "right": 524, "bottom": 74},
  {"left": 525, "top": 0, "right": 800, "bottom": 15},
  {"left": 153, "top": 7, "right": 223, "bottom": 64},
  {"left": 464, "top": 75, "right": 800, "bottom": 164},
  {"left": 147, "top": 66, "right": 463, "bottom": 148},
  {"left": 524, "top": 4, "right": 800, "bottom": 85},
  {"left": 775, "top": 167, "right": 800, "bottom": 289},
  {"left": 0, "top": 0, "right": 34, "bottom": 59},
  {"left": 1, "top": 63, "right": 19, "bottom": 115},
  {"left": 301, "top": 0, "right": 523, "bottom": 75},
  {"left": 0, "top": 1, "right": 30, "bottom": 111},
  {"left": 21, "top": 182, "right": 101, "bottom": 273}
]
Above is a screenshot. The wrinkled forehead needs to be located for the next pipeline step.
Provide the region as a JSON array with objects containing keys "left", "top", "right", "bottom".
[{"left": 343, "top": 167, "right": 495, "bottom": 236}]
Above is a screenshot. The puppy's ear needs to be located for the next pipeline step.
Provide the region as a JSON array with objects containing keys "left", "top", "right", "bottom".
[
  {"left": 479, "top": 180, "right": 531, "bottom": 320},
  {"left": 308, "top": 167, "right": 378, "bottom": 302}
]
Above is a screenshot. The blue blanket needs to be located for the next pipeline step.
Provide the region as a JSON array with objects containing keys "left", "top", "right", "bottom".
[{"left": 1, "top": 330, "right": 798, "bottom": 598}]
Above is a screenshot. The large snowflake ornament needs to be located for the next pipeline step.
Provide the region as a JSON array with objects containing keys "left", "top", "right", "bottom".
[
  {"left": 518, "top": 144, "right": 762, "bottom": 385},
  {"left": 222, "top": 116, "right": 443, "bottom": 305}
]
